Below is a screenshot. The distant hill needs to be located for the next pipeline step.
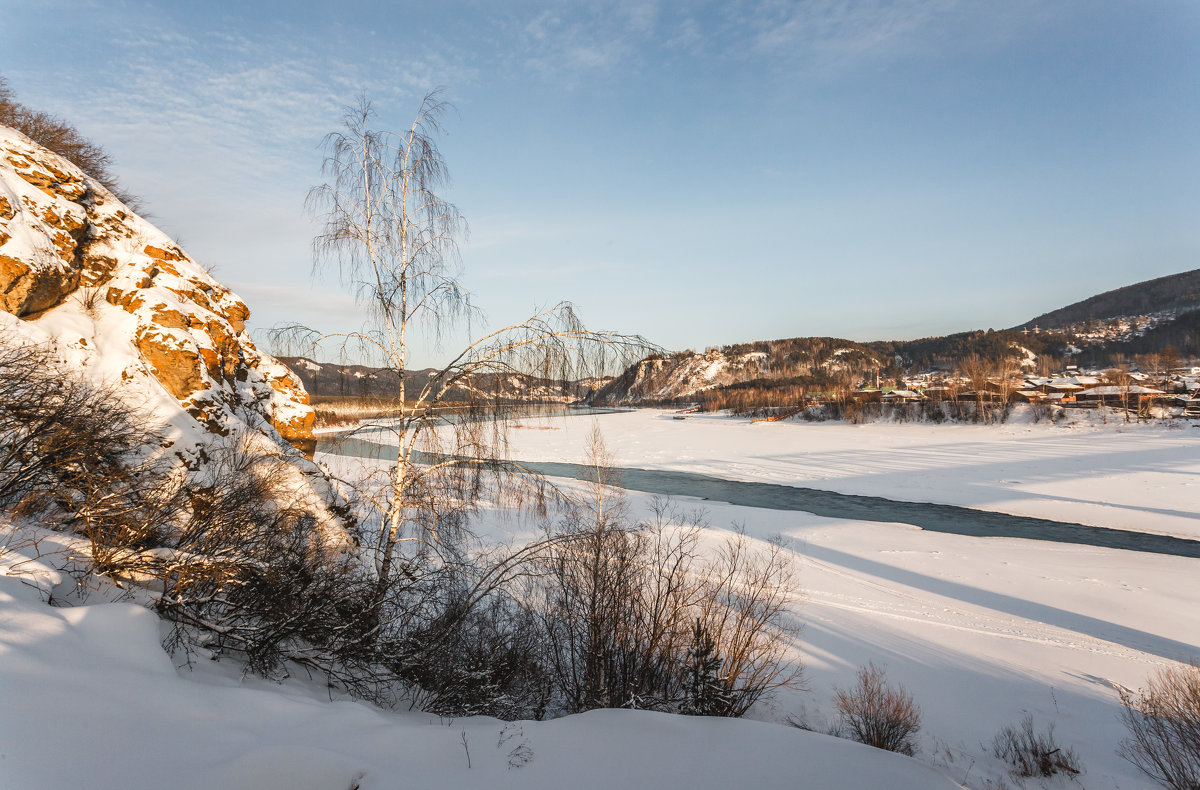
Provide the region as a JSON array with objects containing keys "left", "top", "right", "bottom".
[
  {"left": 591, "top": 332, "right": 1047, "bottom": 405},
  {"left": 1017, "top": 269, "right": 1200, "bottom": 330},
  {"left": 1068, "top": 307, "right": 1200, "bottom": 364},
  {"left": 280, "top": 357, "right": 604, "bottom": 403},
  {"left": 593, "top": 270, "right": 1200, "bottom": 405},
  {"left": 288, "top": 268, "right": 1200, "bottom": 409}
]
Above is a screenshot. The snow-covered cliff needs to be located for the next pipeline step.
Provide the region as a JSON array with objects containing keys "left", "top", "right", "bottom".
[{"left": 0, "top": 123, "right": 340, "bottom": 518}]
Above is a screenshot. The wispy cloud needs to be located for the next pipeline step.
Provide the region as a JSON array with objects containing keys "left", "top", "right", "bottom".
[
  {"left": 16, "top": 15, "right": 477, "bottom": 204},
  {"left": 472, "top": 0, "right": 1046, "bottom": 88},
  {"left": 746, "top": 0, "right": 954, "bottom": 58},
  {"left": 727, "top": 0, "right": 1061, "bottom": 76},
  {"left": 476, "top": 1, "right": 674, "bottom": 85}
]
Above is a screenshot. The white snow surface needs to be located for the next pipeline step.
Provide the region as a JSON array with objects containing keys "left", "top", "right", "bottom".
[
  {"left": 317, "top": 412, "right": 1200, "bottom": 789},
  {"left": 497, "top": 409, "right": 1200, "bottom": 540},
  {"left": 3, "top": 403, "right": 1199, "bottom": 788},
  {"left": 439, "top": 410, "right": 1199, "bottom": 787},
  {"left": 0, "top": 526, "right": 959, "bottom": 790}
]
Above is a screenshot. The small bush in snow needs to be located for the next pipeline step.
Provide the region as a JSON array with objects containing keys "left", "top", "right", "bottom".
[
  {"left": 833, "top": 662, "right": 922, "bottom": 755},
  {"left": 991, "top": 713, "right": 1081, "bottom": 778}
]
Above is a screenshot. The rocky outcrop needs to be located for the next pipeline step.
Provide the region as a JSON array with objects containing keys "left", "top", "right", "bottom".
[
  {"left": 0, "top": 124, "right": 316, "bottom": 458},
  {"left": 594, "top": 350, "right": 770, "bottom": 404}
]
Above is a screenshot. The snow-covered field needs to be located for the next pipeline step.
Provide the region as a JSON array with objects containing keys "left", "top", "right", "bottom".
[
  {"left": 499, "top": 408, "right": 1200, "bottom": 540},
  {"left": 3, "top": 410, "right": 1198, "bottom": 789},
  {"left": 643, "top": 494, "right": 1198, "bottom": 789},
  {"left": 434, "top": 408, "right": 1199, "bottom": 788}
]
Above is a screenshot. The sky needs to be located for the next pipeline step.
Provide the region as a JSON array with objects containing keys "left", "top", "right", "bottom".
[{"left": 4, "top": 0, "right": 1199, "bottom": 367}]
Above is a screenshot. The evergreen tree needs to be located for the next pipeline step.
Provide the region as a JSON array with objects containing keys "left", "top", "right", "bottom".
[{"left": 684, "top": 620, "right": 732, "bottom": 716}]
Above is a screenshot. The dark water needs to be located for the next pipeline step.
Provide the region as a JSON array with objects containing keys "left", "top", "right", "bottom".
[{"left": 317, "top": 434, "right": 1200, "bottom": 560}]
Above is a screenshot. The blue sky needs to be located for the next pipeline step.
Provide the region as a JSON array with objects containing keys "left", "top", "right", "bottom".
[{"left": 4, "top": 1, "right": 1198, "bottom": 366}]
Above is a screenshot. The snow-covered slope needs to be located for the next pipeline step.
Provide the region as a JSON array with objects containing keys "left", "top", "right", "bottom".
[
  {"left": 393, "top": 410, "right": 1200, "bottom": 788},
  {"left": 0, "top": 124, "right": 344, "bottom": 520},
  {"left": 0, "top": 534, "right": 963, "bottom": 790},
  {"left": 593, "top": 340, "right": 884, "bottom": 405},
  {"left": 595, "top": 350, "right": 771, "bottom": 404}
]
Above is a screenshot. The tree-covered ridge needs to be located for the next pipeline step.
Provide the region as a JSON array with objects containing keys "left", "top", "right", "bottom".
[
  {"left": 870, "top": 330, "right": 1049, "bottom": 371},
  {"left": 1017, "top": 268, "right": 1200, "bottom": 330},
  {"left": 712, "top": 330, "right": 1046, "bottom": 374},
  {"left": 1074, "top": 308, "right": 1200, "bottom": 365}
]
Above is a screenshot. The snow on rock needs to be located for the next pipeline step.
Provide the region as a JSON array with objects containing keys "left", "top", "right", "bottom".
[
  {"left": 595, "top": 350, "right": 769, "bottom": 403},
  {"left": 594, "top": 342, "right": 885, "bottom": 405},
  {"left": 1011, "top": 343, "right": 1037, "bottom": 369},
  {"left": 0, "top": 124, "right": 341, "bottom": 523}
]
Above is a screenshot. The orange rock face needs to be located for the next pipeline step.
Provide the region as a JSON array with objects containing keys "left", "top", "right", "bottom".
[
  {"left": 134, "top": 327, "right": 209, "bottom": 402},
  {"left": 5, "top": 151, "right": 87, "bottom": 201},
  {"left": 0, "top": 253, "right": 80, "bottom": 315},
  {"left": 143, "top": 244, "right": 186, "bottom": 262}
]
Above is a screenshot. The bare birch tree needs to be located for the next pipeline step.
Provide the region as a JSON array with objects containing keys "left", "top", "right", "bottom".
[{"left": 298, "top": 92, "right": 651, "bottom": 643}]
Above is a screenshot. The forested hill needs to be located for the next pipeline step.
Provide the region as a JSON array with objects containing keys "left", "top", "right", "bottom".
[
  {"left": 868, "top": 330, "right": 1046, "bottom": 371},
  {"left": 1017, "top": 268, "right": 1200, "bottom": 329},
  {"left": 280, "top": 356, "right": 600, "bottom": 403}
]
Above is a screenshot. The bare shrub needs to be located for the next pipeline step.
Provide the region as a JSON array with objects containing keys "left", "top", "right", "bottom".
[
  {"left": 1118, "top": 662, "right": 1200, "bottom": 790},
  {"left": 694, "top": 528, "right": 803, "bottom": 716},
  {"left": 991, "top": 713, "right": 1081, "bottom": 778},
  {"left": 0, "top": 334, "right": 182, "bottom": 581},
  {"left": 394, "top": 589, "right": 551, "bottom": 720},
  {"left": 156, "top": 440, "right": 378, "bottom": 683},
  {"left": 80, "top": 287, "right": 102, "bottom": 317},
  {"left": 833, "top": 662, "right": 922, "bottom": 755},
  {"left": 0, "top": 333, "right": 380, "bottom": 688},
  {"left": 533, "top": 430, "right": 802, "bottom": 717}
]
